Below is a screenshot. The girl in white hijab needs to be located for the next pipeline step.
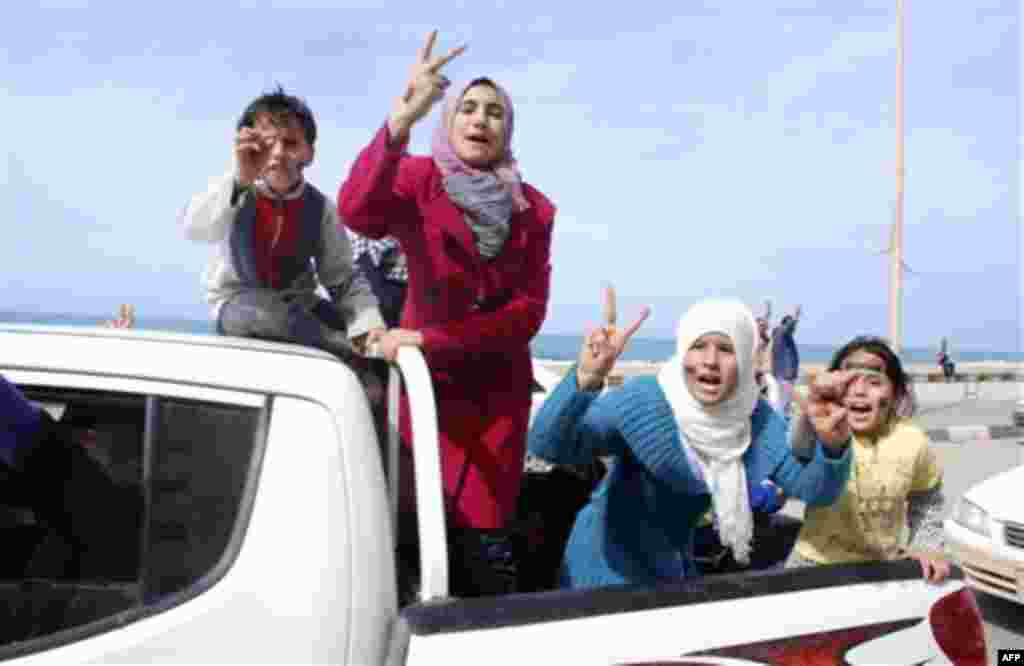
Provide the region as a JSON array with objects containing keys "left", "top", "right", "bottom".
[
  {"left": 529, "top": 296, "right": 856, "bottom": 590},
  {"left": 657, "top": 300, "right": 762, "bottom": 563}
]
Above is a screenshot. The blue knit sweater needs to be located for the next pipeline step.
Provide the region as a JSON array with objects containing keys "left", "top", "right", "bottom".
[{"left": 527, "top": 370, "right": 852, "bottom": 590}]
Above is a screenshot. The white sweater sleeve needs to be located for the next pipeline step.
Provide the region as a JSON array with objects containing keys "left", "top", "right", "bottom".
[
  {"left": 319, "top": 207, "right": 385, "bottom": 339},
  {"left": 181, "top": 170, "right": 242, "bottom": 243}
]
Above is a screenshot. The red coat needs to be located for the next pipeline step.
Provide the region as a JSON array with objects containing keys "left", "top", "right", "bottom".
[{"left": 338, "top": 124, "right": 556, "bottom": 529}]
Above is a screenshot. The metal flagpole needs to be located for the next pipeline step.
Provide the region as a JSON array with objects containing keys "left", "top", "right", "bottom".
[{"left": 889, "top": 0, "right": 906, "bottom": 353}]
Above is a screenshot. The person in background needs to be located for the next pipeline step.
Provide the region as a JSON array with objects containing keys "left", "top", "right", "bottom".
[
  {"left": 103, "top": 304, "right": 135, "bottom": 329},
  {"left": 754, "top": 301, "right": 773, "bottom": 384},
  {"left": 753, "top": 301, "right": 787, "bottom": 413},
  {"left": 528, "top": 297, "right": 853, "bottom": 590},
  {"left": 346, "top": 231, "right": 408, "bottom": 329},
  {"left": 937, "top": 340, "right": 956, "bottom": 383},
  {"left": 770, "top": 304, "right": 802, "bottom": 416},
  {"left": 181, "top": 86, "right": 384, "bottom": 361},
  {"left": 338, "top": 32, "right": 556, "bottom": 597},
  {"left": 344, "top": 230, "right": 408, "bottom": 474},
  {"left": 786, "top": 335, "right": 950, "bottom": 583}
]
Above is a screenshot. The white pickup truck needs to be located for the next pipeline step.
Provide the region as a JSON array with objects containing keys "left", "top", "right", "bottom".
[{"left": 0, "top": 325, "right": 988, "bottom": 665}]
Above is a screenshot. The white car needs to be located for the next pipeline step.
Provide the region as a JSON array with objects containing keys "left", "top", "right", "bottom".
[{"left": 944, "top": 462, "right": 1024, "bottom": 605}]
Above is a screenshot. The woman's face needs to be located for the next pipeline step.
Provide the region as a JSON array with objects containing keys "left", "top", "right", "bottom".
[
  {"left": 839, "top": 349, "right": 897, "bottom": 435},
  {"left": 449, "top": 84, "right": 508, "bottom": 168},
  {"left": 683, "top": 333, "right": 739, "bottom": 407}
]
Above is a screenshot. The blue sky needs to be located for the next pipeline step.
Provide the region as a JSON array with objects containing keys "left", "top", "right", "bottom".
[{"left": 2, "top": 1, "right": 1019, "bottom": 351}]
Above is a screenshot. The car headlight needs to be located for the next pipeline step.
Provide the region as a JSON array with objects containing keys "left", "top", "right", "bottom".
[{"left": 952, "top": 497, "right": 990, "bottom": 537}]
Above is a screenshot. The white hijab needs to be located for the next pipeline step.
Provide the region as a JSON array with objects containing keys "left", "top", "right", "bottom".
[{"left": 657, "top": 300, "right": 760, "bottom": 564}]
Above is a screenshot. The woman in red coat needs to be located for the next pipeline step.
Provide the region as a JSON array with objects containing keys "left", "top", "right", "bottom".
[{"left": 338, "top": 32, "right": 555, "bottom": 597}]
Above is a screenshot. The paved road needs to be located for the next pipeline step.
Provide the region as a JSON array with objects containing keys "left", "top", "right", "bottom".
[{"left": 915, "top": 398, "right": 1017, "bottom": 430}]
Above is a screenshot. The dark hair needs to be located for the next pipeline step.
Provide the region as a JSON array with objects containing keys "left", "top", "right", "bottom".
[
  {"left": 828, "top": 335, "right": 909, "bottom": 403},
  {"left": 237, "top": 85, "right": 317, "bottom": 146},
  {"left": 464, "top": 76, "right": 499, "bottom": 92}
]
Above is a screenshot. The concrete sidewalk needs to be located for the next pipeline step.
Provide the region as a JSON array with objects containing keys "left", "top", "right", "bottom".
[
  {"left": 909, "top": 381, "right": 1021, "bottom": 403},
  {"left": 909, "top": 383, "right": 1020, "bottom": 442},
  {"left": 925, "top": 424, "right": 1021, "bottom": 443}
]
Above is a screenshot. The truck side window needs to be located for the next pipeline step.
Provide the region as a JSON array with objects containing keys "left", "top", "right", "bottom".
[
  {"left": 16, "top": 386, "right": 146, "bottom": 580},
  {"left": 144, "top": 398, "right": 262, "bottom": 599},
  {"left": 0, "top": 385, "right": 146, "bottom": 646},
  {"left": 0, "top": 383, "right": 264, "bottom": 656}
]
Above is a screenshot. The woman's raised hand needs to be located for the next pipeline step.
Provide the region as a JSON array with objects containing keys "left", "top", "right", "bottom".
[
  {"left": 388, "top": 30, "right": 467, "bottom": 142},
  {"left": 576, "top": 286, "right": 650, "bottom": 391}
]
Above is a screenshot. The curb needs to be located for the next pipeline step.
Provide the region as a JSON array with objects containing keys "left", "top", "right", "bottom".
[{"left": 926, "top": 424, "right": 1023, "bottom": 443}]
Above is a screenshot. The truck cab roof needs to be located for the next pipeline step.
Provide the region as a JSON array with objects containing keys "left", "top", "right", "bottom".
[{"left": 0, "top": 324, "right": 365, "bottom": 406}]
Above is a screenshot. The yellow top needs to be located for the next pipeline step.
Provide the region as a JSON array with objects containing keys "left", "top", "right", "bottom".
[{"left": 795, "top": 418, "right": 942, "bottom": 563}]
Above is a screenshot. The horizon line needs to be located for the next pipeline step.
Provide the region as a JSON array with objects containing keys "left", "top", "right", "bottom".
[{"left": 2, "top": 310, "right": 1018, "bottom": 355}]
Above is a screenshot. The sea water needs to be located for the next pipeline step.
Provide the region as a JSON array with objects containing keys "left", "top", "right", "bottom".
[{"left": 2, "top": 311, "right": 1019, "bottom": 364}]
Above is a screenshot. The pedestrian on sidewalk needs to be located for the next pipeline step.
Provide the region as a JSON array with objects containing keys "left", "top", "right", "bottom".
[{"left": 937, "top": 345, "right": 956, "bottom": 383}]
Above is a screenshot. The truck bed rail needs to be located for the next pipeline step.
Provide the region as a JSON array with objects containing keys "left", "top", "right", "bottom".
[{"left": 386, "top": 348, "right": 449, "bottom": 602}]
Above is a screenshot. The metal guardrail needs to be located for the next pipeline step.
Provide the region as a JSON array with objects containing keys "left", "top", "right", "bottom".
[
  {"left": 796, "top": 372, "right": 1023, "bottom": 386},
  {"left": 600, "top": 371, "right": 1022, "bottom": 387},
  {"left": 906, "top": 373, "right": 1022, "bottom": 383}
]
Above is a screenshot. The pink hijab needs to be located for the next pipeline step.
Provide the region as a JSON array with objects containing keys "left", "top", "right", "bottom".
[{"left": 430, "top": 78, "right": 530, "bottom": 213}]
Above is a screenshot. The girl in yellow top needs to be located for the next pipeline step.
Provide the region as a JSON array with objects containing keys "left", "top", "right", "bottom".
[{"left": 786, "top": 336, "right": 950, "bottom": 582}]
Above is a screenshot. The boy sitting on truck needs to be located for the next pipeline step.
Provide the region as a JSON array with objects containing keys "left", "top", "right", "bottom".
[{"left": 181, "top": 87, "right": 385, "bottom": 359}]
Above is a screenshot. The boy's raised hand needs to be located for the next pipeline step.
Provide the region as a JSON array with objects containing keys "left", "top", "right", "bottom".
[
  {"left": 576, "top": 286, "right": 650, "bottom": 391},
  {"left": 389, "top": 30, "right": 467, "bottom": 141},
  {"left": 235, "top": 126, "right": 271, "bottom": 186}
]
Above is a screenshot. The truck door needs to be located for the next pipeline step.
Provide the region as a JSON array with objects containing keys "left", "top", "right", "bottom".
[{"left": 399, "top": 571, "right": 984, "bottom": 665}]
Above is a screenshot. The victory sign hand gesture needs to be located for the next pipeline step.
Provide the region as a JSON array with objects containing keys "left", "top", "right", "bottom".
[
  {"left": 576, "top": 286, "right": 651, "bottom": 391},
  {"left": 388, "top": 30, "right": 466, "bottom": 142}
]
